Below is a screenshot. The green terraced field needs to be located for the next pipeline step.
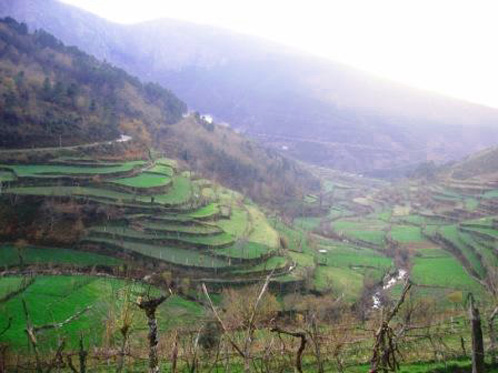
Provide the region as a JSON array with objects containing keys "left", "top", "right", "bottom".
[
  {"left": 216, "top": 241, "right": 273, "bottom": 259},
  {"left": 111, "top": 172, "right": 172, "bottom": 188},
  {"left": 0, "top": 170, "right": 15, "bottom": 181},
  {"left": 0, "top": 244, "right": 121, "bottom": 267},
  {"left": 233, "top": 255, "right": 288, "bottom": 274},
  {"left": 90, "top": 225, "right": 234, "bottom": 247},
  {"left": 483, "top": 189, "right": 498, "bottom": 198},
  {"left": 316, "top": 244, "right": 392, "bottom": 274},
  {"left": 138, "top": 221, "right": 222, "bottom": 235},
  {"left": 314, "top": 266, "right": 364, "bottom": 301},
  {"left": 6, "top": 176, "right": 194, "bottom": 206},
  {"left": 1, "top": 161, "right": 145, "bottom": 177},
  {"left": 0, "top": 276, "right": 204, "bottom": 350},
  {"left": 390, "top": 225, "right": 424, "bottom": 243},
  {"left": 411, "top": 252, "right": 484, "bottom": 293},
  {"left": 293, "top": 216, "right": 321, "bottom": 231},
  {"left": 149, "top": 176, "right": 193, "bottom": 205},
  {"left": 85, "top": 237, "right": 231, "bottom": 268},
  {"left": 333, "top": 219, "right": 387, "bottom": 245},
  {"left": 246, "top": 205, "right": 280, "bottom": 249},
  {"left": 147, "top": 163, "right": 174, "bottom": 176},
  {"left": 189, "top": 203, "right": 220, "bottom": 219},
  {"left": 438, "top": 225, "right": 486, "bottom": 278},
  {"left": 0, "top": 276, "right": 24, "bottom": 298},
  {"left": 217, "top": 206, "right": 250, "bottom": 237}
]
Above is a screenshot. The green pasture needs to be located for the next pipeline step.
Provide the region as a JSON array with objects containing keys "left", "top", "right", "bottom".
[
  {"left": 217, "top": 206, "right": 249, "bottom": 237},
  {"left": 411, "top": 253, "right": 484, "bottom": 293},
  {"left": 0, "top": 276, "right": 204, "bottom": 350},
  {"left": 111, "top": 172, "right": 171, "bottom": 188},
  {"left": 390, "top": 225, "right": 424, "bottom": 243},
  {"left": 0, "top": 244, "right": 121, "bottom": 267},
  {"left": 84, "top": 237, "right": 230, "bottom": 268},
  {"left": 439, "top": 225, "right": 485, "bottom": 278},
  {"left": 1, "top": 161, "right": 145, "bottom": 177},
  {"left": 0, "top": 170, "right": 15, "bottom": 182}
]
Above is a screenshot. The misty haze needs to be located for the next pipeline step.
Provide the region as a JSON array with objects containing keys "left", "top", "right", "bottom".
[{"left": 0, "top": 1, "right": 496, "bottom": 372}]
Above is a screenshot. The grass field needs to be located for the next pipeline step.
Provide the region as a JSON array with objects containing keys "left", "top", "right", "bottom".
[
  {"left": 0, "top": 244, "right": 121, "bottom": 267},
  {"left": 438, "top": 225, "right": 485, "bottom": 278},
  {"left": 0, "top": 276, "right": 204, "bottom": 350},
  {"left": 84, "top": 237, "right": 231, "bottom": 268},
  {"left": 411, "top": 251, "right": 484, "bottom": 293},
  {"left": 390, "top": 225, "right": 424, "bottom": 243},
  {"left": 6, "top": 176, "right": 194, "bottom": 206},
  {"left": 147, "top": 163, "right": 174, "bottom": 176},
  {"left": 0, "top": 170, "right": 15, "bottom": 181},
  {"left": 333, "top": 219, "right": 387, "bottom": 245},
  {"left": 189, "top": 203, "right": 220, "bottom": 219},
  {"left": 246, "top": 205, "right": 280, "bottom": 249},
  {"left": 314, "top": 266, "right": 364, "bottom": 301},
  {"left": 217, "top": 206, "right": 250, "bottom": 237},
  {"left": 0, "top": 276, "right": 24, "bottom": 298},
  {"left": 90, "top": 225, "right": 234, "bottom": 247},
  {"left": 139, "top": 221, "right": 222, "bottom": 235},
  {"left": 2, "top": 161, "right": 145, "bottom": 177},
  {"left": 111, "top": 172, "right": 171, "bottom": 188}
]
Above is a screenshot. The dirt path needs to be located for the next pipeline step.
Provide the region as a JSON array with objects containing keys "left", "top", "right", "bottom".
[{"left": 0, "top": 134, "right": 132, "bottom": 154}]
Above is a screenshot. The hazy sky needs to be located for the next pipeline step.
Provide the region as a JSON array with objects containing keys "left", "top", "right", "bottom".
[{"left": 61, "top": 0, "right": 498, "bottom": 109}]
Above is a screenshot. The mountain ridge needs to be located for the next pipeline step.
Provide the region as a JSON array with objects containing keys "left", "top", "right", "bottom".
[{"left": 2, "top": 0, "right": 498, "bottom": 172}]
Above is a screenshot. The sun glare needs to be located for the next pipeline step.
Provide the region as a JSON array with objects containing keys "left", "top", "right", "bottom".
[{"left": 60, "top": 0, "right": 498, "bottom": 108}]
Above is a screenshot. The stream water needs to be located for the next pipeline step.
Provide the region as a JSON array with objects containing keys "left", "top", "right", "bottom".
[{"left": 372, "top": 269, "right": 407, "bottom": 309}]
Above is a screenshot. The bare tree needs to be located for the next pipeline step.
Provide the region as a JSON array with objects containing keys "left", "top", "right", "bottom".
[
  {"left": 136, "top": 291, "right": 171, "bottom": 373},
  {"left": 22, "top": 299, "right": 91, "bottom": 373},
  {"left": 468, "top": 294, "right": 484, "bottom": 373},
  {"left": 370, "top": 280, "right": 412, "bottom": 373},
  {"left": 202, "top": 272, "right": 274, "bottom": 373},
  {"left": 489, "top": 306, "right": 498, "bottom": 365}
]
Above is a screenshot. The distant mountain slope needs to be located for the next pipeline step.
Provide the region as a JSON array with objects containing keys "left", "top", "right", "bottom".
[
  {"left": 2, "top": 0, "right": 498, "bottom": 171},
  {"left": 0, "top": 17, "right": 186, "bottom": 148},
  {"left": 448, "top": 146, "right": 498, "bottom": 180},
  {"left": 0, "top": 17, "right": 317, "bottom": 205}
]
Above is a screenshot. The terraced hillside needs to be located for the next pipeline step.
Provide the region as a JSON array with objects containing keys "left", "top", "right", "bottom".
[
  {"left": 291, "top": 162, "right": 498, "bottom": 307},
  {"left": 0, "top": 141, "right": 305, "bottom": 288}
]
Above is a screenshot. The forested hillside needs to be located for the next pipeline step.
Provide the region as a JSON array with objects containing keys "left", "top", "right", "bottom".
[
  {"left": 0, "top": 17, "right": 318, "bottom": 207},
  {"left": 3, "top": 0, "right": 498, "bottom": 172},
  {"left": 0, "top": 17, "right": 186, "bottom": 148}
]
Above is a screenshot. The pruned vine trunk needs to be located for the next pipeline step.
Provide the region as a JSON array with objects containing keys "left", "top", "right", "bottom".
[
  {"left": 468, "top": 294, "right": 484, "bottom": 373},
  {"left": 137, "top": 295, "right": 168, "bottom": 373}
]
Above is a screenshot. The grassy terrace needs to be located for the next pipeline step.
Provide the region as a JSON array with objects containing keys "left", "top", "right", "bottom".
[
  {"left": 390, "top": 225, "right": 424, "bottom": 243},
  {"left": 411, "top": 249, "right": 485, "bottom": 294},
  {"left": 5, "top": 176, "right": 194, "bottom": 206},
  {"left": 232, "top": 255, "right": 288, "bottom": 274},
  {"left": 137, "top": 220, "right": 223, "bottom": 235},
  {"left": 189, "top": 203, "right": 220, "bottom": 219},
  {"left": 1, "top": 161, "right": 145, "bottom": 177},
  {"left": 314, "top": 266, "right": 364, "bottom": 301},
  {"left": 147, "top": 163, "right": 174, "bottom": 176},
  {"left": 458, "top": 231, "right": 498, "bottom": 270},
  {"left": 333, "top": 219, "right": 387, "bottom": 246},
  {"left": 217, "top": 206, "right": 249, "bottom": 237},
  {"left": 84, "top": 237, "right": 231, "bottom": 268},
  {"left": 215, "top": 241, "right": 273, "bottom": 259},
  {"left": 89, "top": 225, "right": 235, "bottom": 247},
  {"left": 111, "top": 172, "right": 172, "bottom": 188},
  {"left": 438, "top": 225, "right": 485, "bottom": 278},
  {"left": 0, "top": 244, "right": 121, "bottom": 267},
  {"left": 0, "top": 277, "right": 25, "bottom": 299},
  {"left": 316, "top": 243, "right": 392, "bottom": 274},
  {"left": 0, "top": 170, "right": 15, "bottom": 181},
  {"left": 246, "top": 205, "right": 280, "bottom": 249},
  {"left": 0, "top": 276, "right": 204, "bottom": 350}
]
